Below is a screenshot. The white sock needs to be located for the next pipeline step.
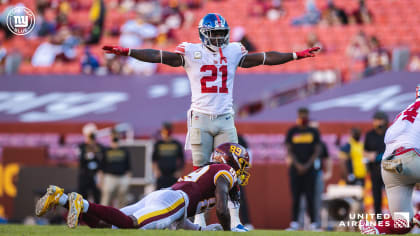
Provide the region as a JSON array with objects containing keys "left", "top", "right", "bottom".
[
  {"left": 82, "top": 199, "right": 89, "bottom": 213},
  {"left": 58, "top": 193, "right": 68, "bottom": 206},
  {"left": 229, "top": 202, "right": 242, "bottom": 228},
  {"left": 194, "top": 213, "right": 206, "bottom": 228}
]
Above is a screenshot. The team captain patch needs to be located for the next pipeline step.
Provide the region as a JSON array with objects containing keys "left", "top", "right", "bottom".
[{"left": 194, "top": 51, "right": 202, "bottom": 59}]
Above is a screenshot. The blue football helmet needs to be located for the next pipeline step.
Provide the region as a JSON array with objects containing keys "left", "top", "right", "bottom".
[{"left": 198, "top": 13, "right": 230, "bottom": 51}]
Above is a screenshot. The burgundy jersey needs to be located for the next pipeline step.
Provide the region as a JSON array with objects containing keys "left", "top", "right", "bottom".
[{"left": 171, "top": 163, "right": 237, "bottom": 217}]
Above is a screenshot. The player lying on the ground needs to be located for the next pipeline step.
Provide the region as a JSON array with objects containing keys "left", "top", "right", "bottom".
[
  {"left": 103, "top": 13, "right": 319, "bottom": 230},
  {"left": 35, "top": 143, "right": 250, "bottom": 231},
  {"left": 359, "top": 85, "right": 420, "bottom": 234}
]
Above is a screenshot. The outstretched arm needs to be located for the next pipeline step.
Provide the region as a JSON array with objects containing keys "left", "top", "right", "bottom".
[
  {"left": 102, "top": 46, "right": 184, "bottom": 67},
  {"left": 215, "top": 176, "right": 231, "bottom": 231},
  {"left": 239, "top": 47, "right": 320, "bottom": 68}
]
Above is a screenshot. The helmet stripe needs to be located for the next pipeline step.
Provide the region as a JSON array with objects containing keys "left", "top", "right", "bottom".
[{"left": 215, "top": 14, "right": 221, "bottom": 26}]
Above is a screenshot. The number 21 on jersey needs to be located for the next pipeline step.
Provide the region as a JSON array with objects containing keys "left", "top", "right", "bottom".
[{"left": 200, "top": 65, "right": 228, "bottom": 94}]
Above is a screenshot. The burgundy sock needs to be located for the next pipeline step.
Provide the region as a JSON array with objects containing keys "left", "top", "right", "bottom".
[
  {"left": 375, "top": 218, "right": 412, "bottom": 234},
  {"left": 86, "top": 202, "right": 136, "bottom": 229}
]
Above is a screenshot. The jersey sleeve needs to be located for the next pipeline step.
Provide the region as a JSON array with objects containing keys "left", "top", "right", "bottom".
[
  {"left": 214, "top": 167, "right": 237, "bottom": 189},
  {"left": 239, "top": 43, "right": 248, "bottom": 57},
  {"left": 175, "top": 42, "right": 189, "bottom": 55}
]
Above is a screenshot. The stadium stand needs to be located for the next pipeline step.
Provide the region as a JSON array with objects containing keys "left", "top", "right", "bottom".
[{"left": 0, "top": 0, "right": 418, "bottom": 81}]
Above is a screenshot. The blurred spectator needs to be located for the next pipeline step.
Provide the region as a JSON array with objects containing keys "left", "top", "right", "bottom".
[
  {"left": 85, "top": 0, "right": 106, "bottom": 44},
  {"left": 103, "top": 54, "right": 124, "bottom": 74},
  {"left": 78, "top": 123, "right": 104, "bottom": 203},
  {"left": 364, "top": 111, "right": 388, "bottom": 215},
  {"left": 4, "top": 48, "right": 21, "bottom": 74},
  {"left": 232, "top": 26, "right": 256, "bottom": 53},
  {"left": 32, "top": 27, "right": 80, "bottom": 67},
  {"left": 119, "top": 18, "right": 158, "bottom": 49},
  {"left": 408, "top": 53, "right": 420, "bottom": 72},
  {"left": 349, "top": 0, "right": 372, "bottom": 25},
  {"left": 31, "top": 36, "right": 63, "bottom": 67},
  {"left": 285, "top": 107, "right": 321, "bottom": 231},
  {"left": 339, "top": 127, "right": 366, "bottom": 186},
  {"left": 81, "top": 46, "right": 100, "bottom": 74},
  {"left": 291, "top": 0, "right": 320, "bottom": 26},
  {"left": 363, "top": 36, "right": 390, "bottom": 77},
  {"left": 152, "top": 122, "right": 185, "bottom": 189},
  {"left": 266, "top": 0, "right": 285, "bottom": 21},
  {"left": 320, "top": 0, "right": 348, "bottom": 26},
  {"left": 249, "top": 0, "right": 269, "bottom": 17},
  {"left": 98, "top": 132, "right": 131, "bottom": 208},
  {"left": 346, "top": 31, "right": 370, "bottom": 61}
]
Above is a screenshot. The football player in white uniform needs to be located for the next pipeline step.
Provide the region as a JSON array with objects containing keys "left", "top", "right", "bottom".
[
  {"left": 360, "top": 85, "right": 420, "bottom": 234},
  {"left": 103, "top": 13, "right": 320, "bottom": 231}
]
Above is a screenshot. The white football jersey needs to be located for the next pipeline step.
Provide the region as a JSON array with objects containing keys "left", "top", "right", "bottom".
[
  {"left": 175, "top": 42, "right": 248, "bottom": 115},
  {"left": 384, "top": 99, "right": 420, "bottom": 157}
]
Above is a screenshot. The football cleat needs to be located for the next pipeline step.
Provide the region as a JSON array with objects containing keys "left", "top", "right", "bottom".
[
  {"left": 35, "top": 185, "right": 64, "bottom": 217},
  {"left": 67, "top": 192, "right": 84, "bottom": 229},
  {"left": 359, "top": 220, "right": 379, "bottom": 234}
]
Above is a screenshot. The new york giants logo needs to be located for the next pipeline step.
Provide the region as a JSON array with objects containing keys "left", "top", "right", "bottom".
[{"left": 6, "top": 7, "right": 35, "bottom": 36}]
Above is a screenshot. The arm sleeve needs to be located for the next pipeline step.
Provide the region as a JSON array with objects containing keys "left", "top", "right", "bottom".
[
  {"left": 214, "top": 168, "right": 237, "bottom": 190},
  {"left": 174, "top": 42, "right": 188, "bottom": 55}
]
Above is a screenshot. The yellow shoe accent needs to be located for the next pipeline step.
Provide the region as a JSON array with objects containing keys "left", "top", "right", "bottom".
[
  {"left": 67, "top": 192, "right": 84, "bottom": 229},
  {"left": 35, "top": 185, "right": 64, "bottom": 217}
]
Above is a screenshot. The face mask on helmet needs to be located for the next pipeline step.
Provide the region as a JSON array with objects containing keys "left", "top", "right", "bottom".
[{"left": 236, "top": 157, "right": 250, "bottom": 186}]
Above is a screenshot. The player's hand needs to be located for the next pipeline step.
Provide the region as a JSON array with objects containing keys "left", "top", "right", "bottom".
[
  {"left": 102, "top": 45, "right": 130, "bottom": 56},
  {"left": 295, "top": 47, "right": 320, "bottom": 59}
]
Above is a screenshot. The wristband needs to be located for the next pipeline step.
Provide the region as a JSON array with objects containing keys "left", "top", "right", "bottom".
[
  {"left": 128, "top": 48, "right": 131, "bottom": 56},
  {"left": 292, "top": 52, "right": 297, "bottom": 60}
]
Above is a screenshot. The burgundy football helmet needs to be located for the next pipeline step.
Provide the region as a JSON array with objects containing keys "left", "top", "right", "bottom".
[{"left": 210, "top": 143, "right": 251, "bottom": 186}]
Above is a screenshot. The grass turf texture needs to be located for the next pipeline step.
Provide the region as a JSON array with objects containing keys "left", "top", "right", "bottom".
[{"left": 0, "top": 225, "right": 396, "bottom": 236}]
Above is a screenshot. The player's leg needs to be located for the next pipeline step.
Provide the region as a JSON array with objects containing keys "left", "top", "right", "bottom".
[
  {"left": 288, "top": 168, "right": 304, "bottom": 230},
  {"left": 100, "top": 173, "right": 115, "bottom": 206},
  {"left": 303, "top": 169, "right": 317, "bottom": 229},
  {"left": 213, "top": 114, "right": 241, "bottom": 229},
  {"left": 190, "top": 112, "right": 214, "bottom": 169},
  {"left": 131, "top": 190, "right": 186, "bottom": 229},
  {"left": 190, "top": 112, "right": 214, "bottom": 226},
  {"left": 67, "top": 191, "right": 136, "bottom": 229}
]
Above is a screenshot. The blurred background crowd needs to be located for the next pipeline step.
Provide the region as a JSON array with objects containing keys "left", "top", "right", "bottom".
[{"left": 0, "top": 0, "right": 419, "bottom": 82}]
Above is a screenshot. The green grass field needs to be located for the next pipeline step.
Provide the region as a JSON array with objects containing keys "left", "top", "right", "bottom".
[{"left": 0, "top": 225, "right": 385, "bottom": 236}]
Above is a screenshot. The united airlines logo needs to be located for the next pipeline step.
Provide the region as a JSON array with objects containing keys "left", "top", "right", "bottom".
[{"left": 6, "top": 6, "right": 36, "bottom": 36}]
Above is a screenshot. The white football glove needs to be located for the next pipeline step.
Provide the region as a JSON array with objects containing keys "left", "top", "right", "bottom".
[{"left": 202, "top": 224, "right": 223, "bottom": 231}]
